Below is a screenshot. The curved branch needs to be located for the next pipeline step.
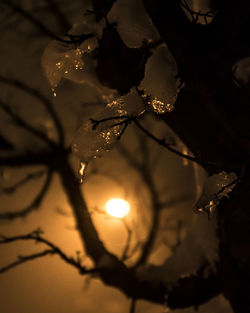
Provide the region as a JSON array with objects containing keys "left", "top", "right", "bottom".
[
  {"left": 0, "top": 170, "right": 53, "bottom": 220},
  {"left": 0, "top": 229, "right": 95, "bottom": 274},
  {"left": 0, "top": 249, "right": 55, "bottom": 274},
  {"left": 0, "top": 99, "right": 56, "bottom": 147},
  {"left": 2, "top": 0, "right": 93, "bottom": 45},
  {"left": 0, "top": 169, "right": 46, "bottom": 195},
  {"left": 0, "top": 76, "right": 64, "bottom": 146}
]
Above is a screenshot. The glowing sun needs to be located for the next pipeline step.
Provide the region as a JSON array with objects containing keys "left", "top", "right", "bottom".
[{"left": 105, "top": 198, "right": 130, "bottom": 218}]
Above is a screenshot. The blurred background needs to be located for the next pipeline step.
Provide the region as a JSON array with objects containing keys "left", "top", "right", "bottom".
[{"left": 0, "top": 1, "right": 232, "bottom": 312}]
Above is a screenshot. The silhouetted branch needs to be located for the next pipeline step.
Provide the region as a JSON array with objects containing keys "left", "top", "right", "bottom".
[
  {"left": 0, "top": 169, "right": 53, "bottom": 220},
  {"left": 0, "top": 229, "right": 95, "bottom": 274},
  {"left": 133, "top": 119, "right": 201, "bottom": 163},
  {"left": 0, "top": 249, "right": 55, "bottom": 274},
  {"left": 121, "top": 220, "right": 133, "bottom": 261},
  {"left": 129, "top": 299, "right": 137, "bottom": 313},
  {"left": 0, "top": 99, "right": 55, "bottom": 147},
  {"left": 0, "top": 76, "right": 64, "bottom": 145},
  {"left": 180, "top": 0, "right": 217, "bottom": 24},
  {"left": 117, "top": 142, "right": 161, "bottom": 267},
  {"left": 0, "top": 169, "right": 46, "bottom": 195},
  {"left": 90, "top": 113, "right": 206, "bottom": 166},
  {"left": 2, "top": 0, "right": 94, "bottom": 45}
]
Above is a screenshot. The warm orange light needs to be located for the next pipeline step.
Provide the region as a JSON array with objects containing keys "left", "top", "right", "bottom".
[{"left": 105, "top": 198, "right": 130, "bottom": 218}]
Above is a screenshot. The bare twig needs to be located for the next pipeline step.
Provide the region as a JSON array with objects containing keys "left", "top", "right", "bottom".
[
  {"left": 129, "top": 299, "right": 137, "bottom": 313},
  {"left": 0, "top": 170, "right": 53, "bottom": 220},
  {"left": 0, "top": 100, "right": 56, "bottom": 147},
  {"left": 0, "top": 76, "right": 64, "bottom": 145},
  {"left": 0, "top": 249, "right": 55, "bottom": 274},
  {"left": 0, "top": 169, "right": 46, "bottom": 195},
  {"left": 2, "top": 0, "right": 93, "bottom": 45},
  {"left": 121, "top": 219, "right": 133, "bottom": 261},
  {"left": 133, "top": 119, "right": 200, "bottom": 163},
  {"left": 116, "top": 142, "right": 161, "bottom": 267},
  {"left": 0, "top": 229, "right": 95, "bottom": 274}
]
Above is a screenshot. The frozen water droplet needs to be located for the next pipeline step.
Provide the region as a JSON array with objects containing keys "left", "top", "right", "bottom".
[
  {"left": 79, "top": 161, "right": 88, "bottom": 184},
  {"left": 51, "top": 88, "right": 57, "bottom": 97}
]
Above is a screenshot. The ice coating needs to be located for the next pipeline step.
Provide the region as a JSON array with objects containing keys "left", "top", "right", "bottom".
[
  {"left": 107, "top": 0, "right": 160, "bottom": 48},
  {"left": 195, "top": 171, "right": 238, "bottom": 215},
  {"left": 41, "top": 13, "right": 104, "bottom": 89},
  {"left": 139, "top": 45, "right": 180, "bottom": 114},
  {"left": 72, "top": 88, "right": 145, "bottom": 162}
]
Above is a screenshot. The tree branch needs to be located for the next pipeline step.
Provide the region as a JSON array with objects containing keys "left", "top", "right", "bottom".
[
  {"left": 0, "top": 169, "right": 46, "bottom": 195},
  {"left": 2, "top": 0, "right": 93, "bottom": 45},
  {"left": 0, "top": 249, "right": 55, "bottom": 274},
  {"left": 0, "top": 99, "right": 56, "bottom": 147},
  {"left": 0, "top": 229, "right": 95, "bottom": 274},
  {"left": 0, "top": 76, "right": 64, "bottom": 145},
  {"left": 0, "top": 169, "right": 53, "bottom": 220}
]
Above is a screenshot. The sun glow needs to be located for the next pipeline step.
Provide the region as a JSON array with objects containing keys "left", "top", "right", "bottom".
[{"left": 105, "top": 198, "right": 130, "bottom": 218}]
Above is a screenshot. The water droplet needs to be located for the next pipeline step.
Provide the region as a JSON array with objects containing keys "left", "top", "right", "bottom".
[
  {"left": 79, "top": 161, "right": 88, "bottom": 184},
  {"left": 51, "top": 88, "right": 57, "bottom": 97}
]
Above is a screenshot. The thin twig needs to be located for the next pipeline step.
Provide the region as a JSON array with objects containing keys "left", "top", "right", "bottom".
[
  {"left": 129, "top": 299, "right": 137, "bottom": 313},
  {"left": 0, "top": 249, "right": 55, "bottom": 274},
  {"left": 133, "top": 119, "right": 199, "bottom": 163},
  {"left": 2, "top": 0, "right": 93, "bottom": 45},
  {"left": 0, "top": 100, "right": 56, "bottom": 147},
  {"left": 121, "top": 220, "right": 133, "bottom": 261},
  {"left": 0, "top": 170, "right": 53, "bottom": 220},
  {"left": 0, "top": 170, "right": 46, "bottom": 195},
  {"left": 0, "top": 229, "right": 96, "bottom": 274},
  {"left": 0, "top": 76, "right": 64, "bottom": 145}
]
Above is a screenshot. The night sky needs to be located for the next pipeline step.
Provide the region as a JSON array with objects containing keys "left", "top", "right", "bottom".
[{"left": 0, "top": 1, "right": 234, "bottom": 312}]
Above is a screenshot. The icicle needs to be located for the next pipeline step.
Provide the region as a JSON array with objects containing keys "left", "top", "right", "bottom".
[
  {"left": 51, "top": 87, "right": 57, "bottom": 97},
  {"left": 79, "top": 161, "right": 88, "bottom": 184}
]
